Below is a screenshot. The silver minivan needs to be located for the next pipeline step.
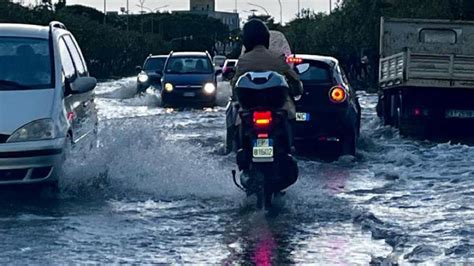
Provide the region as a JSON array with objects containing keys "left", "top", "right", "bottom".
[{"left": 0, "top": 22, "right": 98, "bottom": 188}]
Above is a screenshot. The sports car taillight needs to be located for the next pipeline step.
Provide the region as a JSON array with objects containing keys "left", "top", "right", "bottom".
[
  {"left": 253, "top": 111, "right": 272, "bottom": 127},
  {"left": 287, "top": 57, "right": 303, "bottom": 64},
  {"left": 329, "top": 86, "right": 348, "bottom": 103}
]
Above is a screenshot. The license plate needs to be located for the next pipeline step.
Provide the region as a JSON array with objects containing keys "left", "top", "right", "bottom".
[
  {"left": 183, "top": 92, "right": 196, "bottom": 97},
  {"left": 445, "top": 110, "right": 474, "bottom": 119},
  {"left": 296, "top": 112, "right": 310, "bottom": 122},
  {"left": 253, "top": 138, "right": 274, "bottom": 158}
]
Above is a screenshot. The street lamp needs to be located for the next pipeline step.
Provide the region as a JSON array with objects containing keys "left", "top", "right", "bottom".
[
  {"left": 247, "top": 9, "right": 258, "bottom": 17},
  {"left": 247, "top": 2, "right": 270, "bottom": 16},
  {"left": 135, "top": 4, "right": 169, "bottom": 34},
  {"left": 103, "top": 0, "right": 107, "bottom": 24},
  {"left": 277, "top": 0, "right": 282, "bottom": 24},
  {"left": 298, "top": 0, "right": 300, "bottom": 18}
]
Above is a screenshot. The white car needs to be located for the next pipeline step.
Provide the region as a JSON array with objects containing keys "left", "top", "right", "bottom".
[
  {"left": 0, "top": 22, "right": 97, "bottom": 188},
  {"left": 213, "top": 55, "right": 227, "bottom": 69}
]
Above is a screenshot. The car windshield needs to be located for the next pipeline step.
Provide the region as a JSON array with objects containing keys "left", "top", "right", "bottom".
[
  {"left": 297, "top": 63, "right": 332, "bottom": 83},
  {"left": 0, "top": 37, "right": 53, "bottom": 90},
  {"left": 144, "top": 57, "right": 166, "bottom": 72},
  {"left": 166, "top": 56, "right": 213, "bottom": 74}
]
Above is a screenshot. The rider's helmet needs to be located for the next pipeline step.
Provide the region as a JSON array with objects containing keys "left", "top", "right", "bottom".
[{"left": 242, "top": 19, "right": 270, "bottom": 52}]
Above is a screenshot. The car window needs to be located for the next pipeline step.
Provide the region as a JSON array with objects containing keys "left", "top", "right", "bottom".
[
  {"left": 340, "top": 67, "right": 349, "bottom": 84},
  {"left": 58, "top": 38, "right": 76, "bottom": 79},
  {"left": 226, "top": 61, "right": 236, "bottom": 67},
  {"left": 63, "top": 35, "right": 86, "bottom": 75},
  {"left": 166, "top": 57, "right": 213, "bottom": 74},
  {"left": 297, "top": 63, "right": 331, "bottom": 83},
  {"left": 0, "top": 37, "right": 53, "bottom": 89},
  {"left": 420, "top": 29, "right": 457, "bottom": 44},
  {"left": 144, "top": 58, "right": 166, "bottom": 72}
]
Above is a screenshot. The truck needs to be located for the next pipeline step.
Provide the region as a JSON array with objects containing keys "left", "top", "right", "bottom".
[{"left": 377, "top": 17, "right": 474, "bottom": 138}]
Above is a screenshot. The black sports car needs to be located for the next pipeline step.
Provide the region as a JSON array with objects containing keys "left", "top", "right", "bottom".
[{"left": 289, "top": 55, "right": 361, "bottom": 156}]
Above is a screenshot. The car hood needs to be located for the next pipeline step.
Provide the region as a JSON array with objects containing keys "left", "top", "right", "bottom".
[
  {"left": 0, "top": 89, "right": 55, "bottom": 135},
  {"left": 163, "top": 74, "right": 214, "bottom": 86}
]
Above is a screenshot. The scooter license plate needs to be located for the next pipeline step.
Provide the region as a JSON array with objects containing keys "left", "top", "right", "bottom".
[
  {"left": 296, "top": 112, "right": 310, "bottom": 122},
  {"left": 253, "top": 139, "right": 274, "bottom": 158}
]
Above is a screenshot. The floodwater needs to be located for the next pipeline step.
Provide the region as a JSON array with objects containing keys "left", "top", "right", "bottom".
[{"left": 0, "top": 78, "right": 472, "bottom": 264}]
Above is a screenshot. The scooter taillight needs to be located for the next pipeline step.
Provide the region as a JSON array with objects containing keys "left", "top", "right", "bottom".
[{"left": 253, "top": 111, "right": 272, "bottom": 127}]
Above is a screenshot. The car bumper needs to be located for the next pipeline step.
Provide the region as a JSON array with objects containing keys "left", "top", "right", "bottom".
[
  {"left": 0, "top": 138, "right": 66, "bottom": 185},
  {"left": 294, "top": 109, "right": 356, "bottom": 141},
  {"left": 162, "top": 90, "right": 216, "bottom": 106},
  {"left": 137, "top": 82, "right": 161, "bottom": 92}
]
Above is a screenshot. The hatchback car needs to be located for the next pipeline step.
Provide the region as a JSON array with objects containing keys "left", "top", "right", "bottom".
[
  {"left": 222, "top": 59, "right": 238, "bottom": 81},
  {"left": 161, "top": 52, "right": 219, "bottom": 107},
  {"left": 0, "top": 22, "right": 97, "bottom": 188},
  {"left": 289, "top": 55, "right": 361, "bottom": 156},
  {"left": 213, "top": 55, "right": 227, "bottom": 69},
  {"left": 136, "top": 54, "right": 167, "bottom": 94}
]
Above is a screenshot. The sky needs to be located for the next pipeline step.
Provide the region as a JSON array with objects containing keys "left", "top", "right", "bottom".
[{"left": 61, "top": 0, "right": 333, "bottom": 23}]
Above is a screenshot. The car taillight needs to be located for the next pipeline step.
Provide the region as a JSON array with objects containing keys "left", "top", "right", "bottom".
[
  {"left": 414, "top": 108, "right": 422, "bottom": 116},
  {"left": 253, "top": 111, "right": 272, "bottom": 127},
  {"left": 287, "top": 57, "right": 303, "bottom": 64},
  {"left": 329, "top": 86, "right": 348, "bottom": 103}
]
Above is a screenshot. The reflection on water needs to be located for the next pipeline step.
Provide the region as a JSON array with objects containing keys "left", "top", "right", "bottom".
[{"left": 0, "top": 81, "right": 471, "bottom": 264}]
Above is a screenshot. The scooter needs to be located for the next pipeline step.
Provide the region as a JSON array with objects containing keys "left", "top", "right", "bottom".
[{"left": 232, "top": 71, "right": 298, "bottom": 209}]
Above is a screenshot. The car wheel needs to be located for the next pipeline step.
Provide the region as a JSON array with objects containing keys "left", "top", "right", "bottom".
[
  {"left": 342, "top": 130, "right": 357, "bottom": 156},
  {"left": 161, "top": 99, "right": 170, "bottom": 108}
]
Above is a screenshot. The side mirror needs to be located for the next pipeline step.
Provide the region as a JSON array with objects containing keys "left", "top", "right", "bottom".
[
  {"left": 295, "top": 63, "right": 310, "bottom": 75},
  {"left": 136, "top": 66, "right": 142, "bottom": 72},
  {"left": 70, "top": 76, "right": 97, "bottom": 93}
]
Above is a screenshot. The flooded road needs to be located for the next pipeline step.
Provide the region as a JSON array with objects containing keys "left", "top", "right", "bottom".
[{"left": 0, "top": 78, "right": 472, "bottom": 264}]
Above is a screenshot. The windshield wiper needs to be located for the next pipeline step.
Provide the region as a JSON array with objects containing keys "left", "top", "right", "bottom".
[{"left": 0, "top": 80, "right": 33, "bottom": 90}]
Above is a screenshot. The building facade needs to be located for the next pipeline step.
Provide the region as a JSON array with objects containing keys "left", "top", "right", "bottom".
[
  {"left": 190, "top": 0, "right": 215, "bottom": 12},
  {"left": 185, "top": 0, "right": 240, "bottom": 31}
]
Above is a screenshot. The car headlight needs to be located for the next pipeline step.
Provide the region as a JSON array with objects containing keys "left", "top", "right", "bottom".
[
  {"left": 164, "top": 83, "right": 174, "bottom": 92},
  {"left": 203, "top": 83, "right": 216, "bottom": 94},
  {"left": 138, "top": 73, "right": 149, "bottom": 83},
  {"left": 7, "top": 119, "right": 56, "bottom": 143}
]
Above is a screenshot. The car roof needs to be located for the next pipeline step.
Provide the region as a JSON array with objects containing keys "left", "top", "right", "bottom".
[
  {"left": 292, "top": 54, "right": 339, "bottom": 66},
  {"left": 148, "top": 55, "right": 168, "bottom": 59},
  {"left": 171, "top": 52, "right": 209, "bottom": 57},
  {"left": 0, "top": 23, "right": 50, "bottom": 39}
]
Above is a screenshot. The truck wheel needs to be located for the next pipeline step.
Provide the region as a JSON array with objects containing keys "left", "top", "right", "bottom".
[
  {"left": 376, "top": 94, "right": 384, "bottom": 118},
  {"left": 382, "top": 92, "right": 393, "bottom": 126}
]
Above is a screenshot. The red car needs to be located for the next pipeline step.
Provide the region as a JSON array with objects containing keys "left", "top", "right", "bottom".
[{"left": 222, "top": 59, "right": 238, "bottom": 81}]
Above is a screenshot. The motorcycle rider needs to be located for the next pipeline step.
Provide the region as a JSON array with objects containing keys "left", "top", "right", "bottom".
[
  {"left": 228, "top": 19, "right": 303, "bottom": 191},
  {"left": 227, "top": 19, "right": 303, "bottom": 152}
]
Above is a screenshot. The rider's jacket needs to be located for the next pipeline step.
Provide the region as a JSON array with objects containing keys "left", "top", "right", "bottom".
[{"left": 231, "top": 45, "right": 303, "bottom": 119}]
